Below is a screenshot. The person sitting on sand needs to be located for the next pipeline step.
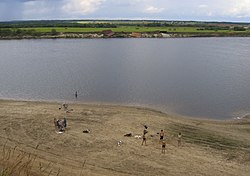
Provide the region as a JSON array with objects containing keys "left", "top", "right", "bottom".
[
  {"left": 59, "top": 103, "right": 68, "bottom": 111},
  {"left": 177, "top": 132, "right": 182, "bottom": 147},
  {"left": 141, "top": 134, "right": 147, "bottom": 146},
  {"left": 54, "top": 118, "right": 67, "bottom": 132},
  {"left": 162, "top": 140, "right": 166, "bottom": 154}
]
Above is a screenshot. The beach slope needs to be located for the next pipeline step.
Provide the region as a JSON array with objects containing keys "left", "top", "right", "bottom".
[{"left": 0, "top": 100, "right": 249, "bottom": 176}]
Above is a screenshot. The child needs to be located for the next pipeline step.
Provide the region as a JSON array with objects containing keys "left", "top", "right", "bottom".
[
  {"left": 141, "top": 134, "right": 147, "bottom": 146},
  {"left": 162, "top": 140, "right": 166, "bottom": 154}
]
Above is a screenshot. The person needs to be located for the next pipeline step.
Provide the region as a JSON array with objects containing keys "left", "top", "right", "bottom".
[
  {"left": 159, "top": 130, "right": 164, "bottom": 143},
  {"left": 75, "top": 91, "right": 78, "bottom": 99},
  {"left": 54, "top": 118, "right": 67, "bottom": 132},
  {"left": 143, "top": 124, "right": 148, "bottom": 135},
  {"left": 62, "top": 103, "right": 68, "bottom": 111},
  {"left": 177, "top": 132, "right": 182, "bottom": 147},
  {"left": 63, "top": 118, "right": 67, "bottom": 128},
  {"left": 162, "top": 140, "right": 166, "bottom": 154},
  {"left": 141, "top": 134, "right": 147, "bottom": 146},
  {"left": 54, "top": 118, "right": 59, "bottom": 129}
]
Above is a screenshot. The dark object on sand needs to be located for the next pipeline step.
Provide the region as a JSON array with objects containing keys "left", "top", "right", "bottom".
[
  {"left": 83, "top": 129, "right": 90, "bottom": 133},
  {"left": 144, "top": 125, "right": 148, "bottom": 129},
  {"left": 124, "top": 133, "right": 132, "bottom": 137}
]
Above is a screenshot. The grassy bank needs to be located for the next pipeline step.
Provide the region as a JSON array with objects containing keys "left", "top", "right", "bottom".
[{"left": 0, "top": 99, "right": 249, "bottom": 175}]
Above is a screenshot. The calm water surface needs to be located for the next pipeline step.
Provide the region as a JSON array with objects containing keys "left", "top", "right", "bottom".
[{"left": 0, "top": 38, "right": 250, "bottom": 119}]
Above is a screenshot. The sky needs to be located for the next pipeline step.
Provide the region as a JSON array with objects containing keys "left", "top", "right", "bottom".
[{"left": 0, "top": 0, "right": 250, "bottom": 22}]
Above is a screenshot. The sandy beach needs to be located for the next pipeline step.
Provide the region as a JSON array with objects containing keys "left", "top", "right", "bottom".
[{"left": 0, "top": 99, "right": 249, "bottom": 176}]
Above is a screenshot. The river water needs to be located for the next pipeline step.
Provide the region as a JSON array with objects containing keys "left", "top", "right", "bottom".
[{"left": 0, "top": 38, "right": 250, "bottom": 119}]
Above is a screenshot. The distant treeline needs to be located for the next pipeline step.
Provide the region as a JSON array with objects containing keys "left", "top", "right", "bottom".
[
  {"left": 0, "top": 28, "right": 41, "bottom": 37},
  {"left": 0, "top": 20, "right": 175, "bottom": 28},
  {"left": 198, "top": 26, "right": 247, "bottom": 31},
  {"left": 0, "top": 20, "right": 117, "bottom": 28},
  {"left": 0, "top": 20, "right": 208, "bottom": 28}
]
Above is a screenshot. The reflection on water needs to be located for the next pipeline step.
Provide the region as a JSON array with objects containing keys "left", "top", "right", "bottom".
[{"left": 0, "top": 38, "right": 250, "bottom": 119}]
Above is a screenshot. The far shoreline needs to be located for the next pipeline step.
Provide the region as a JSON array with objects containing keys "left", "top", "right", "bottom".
[
  {"left": 1, "top": 32, "right": 250, "bottom": 40},
  {"left": 1, "top": 20, "right": 250, "bottom": 40}
]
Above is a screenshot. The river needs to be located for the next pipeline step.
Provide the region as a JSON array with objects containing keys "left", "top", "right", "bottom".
[{"left": 0, "top": 38, "right": 250, "bottom": 119}]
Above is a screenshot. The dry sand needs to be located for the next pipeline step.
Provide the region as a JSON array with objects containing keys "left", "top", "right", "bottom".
[{"left": 0, "top": 99, "right": 249, "bottom": 176}]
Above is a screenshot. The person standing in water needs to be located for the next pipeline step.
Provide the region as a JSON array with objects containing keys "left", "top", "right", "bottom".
[{"left": 75, "top": 91, "right": 78, "bottom": 99}]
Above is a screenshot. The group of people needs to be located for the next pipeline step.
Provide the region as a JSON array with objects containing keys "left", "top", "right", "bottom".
[
  {"left": 54, "top": 118, "right": 67, "bottom": 132},
  {"left": 54, "top": 103, "right": 72, "bottom": 132},
  {"left": 160, "top": 130, "right": 182, "bottom": 154},
  {"left": 141, "top": 126, "right": 182, "bottom": 154}
]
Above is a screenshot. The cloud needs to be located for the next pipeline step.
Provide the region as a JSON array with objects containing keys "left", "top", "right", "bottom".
[
  {"left": 198, "top": 4, "right": 208, "bottom": 9},
  {"left": 62, "top": 0, "right": 106, "bottom": 15},
  {"left": 144, "top": 6, "right": 164, "bottom": 14},
  {"left": 225, "top": 0, "right": 250, "bottom": 18},
  {"left": 1, "top": 0, "right": 250, "bottom": 22}
]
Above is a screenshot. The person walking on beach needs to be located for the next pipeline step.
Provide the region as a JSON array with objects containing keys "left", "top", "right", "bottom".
[
  {"left": 141, "top": 124, "right": 148, "bottom": 145},
  {"left": 141, "top": 134, "right": 147, "bottom": 146},
  {"left": 162, "top": 140, "right": 166, "bottom": 154},
  {"left": 177, "top": 132, "right": 182, "bottom": 147},
  {"left": 159, "top": 129, "right": 164, "bottom": 143}
]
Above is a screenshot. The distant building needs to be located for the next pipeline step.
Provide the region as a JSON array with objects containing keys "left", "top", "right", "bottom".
[
  {"left": 130, "top": 32, "right": 142, "bottom": 38},
  {"left": 102, "top": 30, "right": 115, "bottom": 37},
  {"left": 161, "top": 33, "right": 171, "bottom": 38}
]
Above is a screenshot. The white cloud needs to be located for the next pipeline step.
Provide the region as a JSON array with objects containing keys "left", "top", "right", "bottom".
[
  {"left": 62, "top": 0, "right": 105, "bottom": 15},
  {"left": 225, "top": 0, "right": 250, "bottom": 18},
  {"left": 1, "top": 0, "right": 250, "bottom": 22},
  {"left": 198, "top": 4, "right": 208, "bottom": 9},
  {"left": 144, "top": 6, "right": 164, "bottom": 13}
]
